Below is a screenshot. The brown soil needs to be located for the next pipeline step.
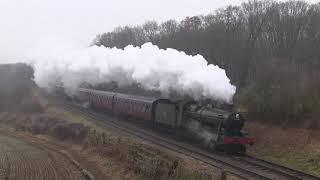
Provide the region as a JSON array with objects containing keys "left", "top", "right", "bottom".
[{"left": 0, "top": 128, "right": 86, "bottom": 180}]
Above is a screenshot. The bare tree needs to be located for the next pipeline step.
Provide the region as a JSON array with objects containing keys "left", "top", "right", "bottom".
[{"left": 142, "top": 21, "right": 159, "bottom": 43}]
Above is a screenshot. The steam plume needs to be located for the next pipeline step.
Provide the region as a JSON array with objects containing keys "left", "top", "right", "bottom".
[
  {"left": 186, "top": 121, "right": 216, "bottom": 148},
  {"left": 27, "top": 43, "right": 236, "bottom": 102}
]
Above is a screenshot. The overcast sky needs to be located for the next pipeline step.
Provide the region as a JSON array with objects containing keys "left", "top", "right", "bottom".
[{"left": 0, "top": 0, "right": 318, "bottom": 62}]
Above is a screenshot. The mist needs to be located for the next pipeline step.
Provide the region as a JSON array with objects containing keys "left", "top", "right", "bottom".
[
  {"left": 0, "top": 0, "right": 318, "bottom": 62},
  {"left": 0, "top": 0, "right": 248, "bottom": 62}
]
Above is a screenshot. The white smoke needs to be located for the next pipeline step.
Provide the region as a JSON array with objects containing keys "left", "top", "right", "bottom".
[
  {"left": 26, "top": 42, "right": 236, "bottom": 102},
  {"left": 186, "top": 120, "right": 217, "bottom": 147}
]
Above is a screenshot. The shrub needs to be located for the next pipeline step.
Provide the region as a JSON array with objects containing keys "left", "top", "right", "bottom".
[
  {"left": 0, "top": 63, "right": 35, "bottom": 112},
  {"left": 19, "top": 98, "right": 44, "bottom": 113}
]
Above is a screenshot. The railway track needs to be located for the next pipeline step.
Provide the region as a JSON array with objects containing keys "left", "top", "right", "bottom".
[
  {"left": 238, "top": 155, "right": 319, "bottom": 180},
  {"left": 56, "top": 99, "right": 319, "bottom": 180}
]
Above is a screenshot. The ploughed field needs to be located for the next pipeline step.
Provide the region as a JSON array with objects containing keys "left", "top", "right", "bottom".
[{"left": 0, "top": 134, "right": 85, "bottom": 180}]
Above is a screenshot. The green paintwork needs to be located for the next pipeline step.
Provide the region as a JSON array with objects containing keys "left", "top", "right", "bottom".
[{"left": 154, "top": 102, "right": 177, "bottom": 126}]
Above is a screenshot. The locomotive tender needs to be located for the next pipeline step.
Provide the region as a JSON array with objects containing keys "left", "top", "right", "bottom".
[{"left": 76, "top": 88, "right": 254, "bottom": 154}]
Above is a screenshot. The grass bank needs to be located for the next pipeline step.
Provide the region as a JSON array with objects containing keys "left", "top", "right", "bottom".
[{"left": 245, "top": 121, "right": 320, "bottom": 177}]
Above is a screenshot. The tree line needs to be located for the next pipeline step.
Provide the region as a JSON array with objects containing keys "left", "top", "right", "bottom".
[{"left": 92, "top": 0, "right": 320, "bottom": 126}]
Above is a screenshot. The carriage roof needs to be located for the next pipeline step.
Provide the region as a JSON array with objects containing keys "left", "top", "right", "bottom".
[{"left": 78, "top": 88, "right": 156, "bottom": 103}]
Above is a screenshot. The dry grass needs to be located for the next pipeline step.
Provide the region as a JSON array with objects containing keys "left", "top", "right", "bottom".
[{"left": 245, "top": 121, "right": 320, "bottom": 176}]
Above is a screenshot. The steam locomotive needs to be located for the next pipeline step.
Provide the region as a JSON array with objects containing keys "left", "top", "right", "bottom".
[{"left": 75, "top": 88, "right": 254, "bottom": 154}]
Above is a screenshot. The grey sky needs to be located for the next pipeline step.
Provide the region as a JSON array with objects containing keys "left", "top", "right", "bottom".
[{"left": 0, "top": 0, "right": 318, "bottom": 62}]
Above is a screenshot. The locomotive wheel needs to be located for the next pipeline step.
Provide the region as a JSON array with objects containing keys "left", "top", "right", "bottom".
[
  {"left": 209, "top": 142, "right": 217, "bottom": 151},
  {"left": 202, "top": 141, "right": 217, "bottom": 151},
  {"left": 238, "top": 145, "right": 246, "bottom": 155},
  {"left": 202, "top": 142, "right": 210, "bottom": 150}
]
